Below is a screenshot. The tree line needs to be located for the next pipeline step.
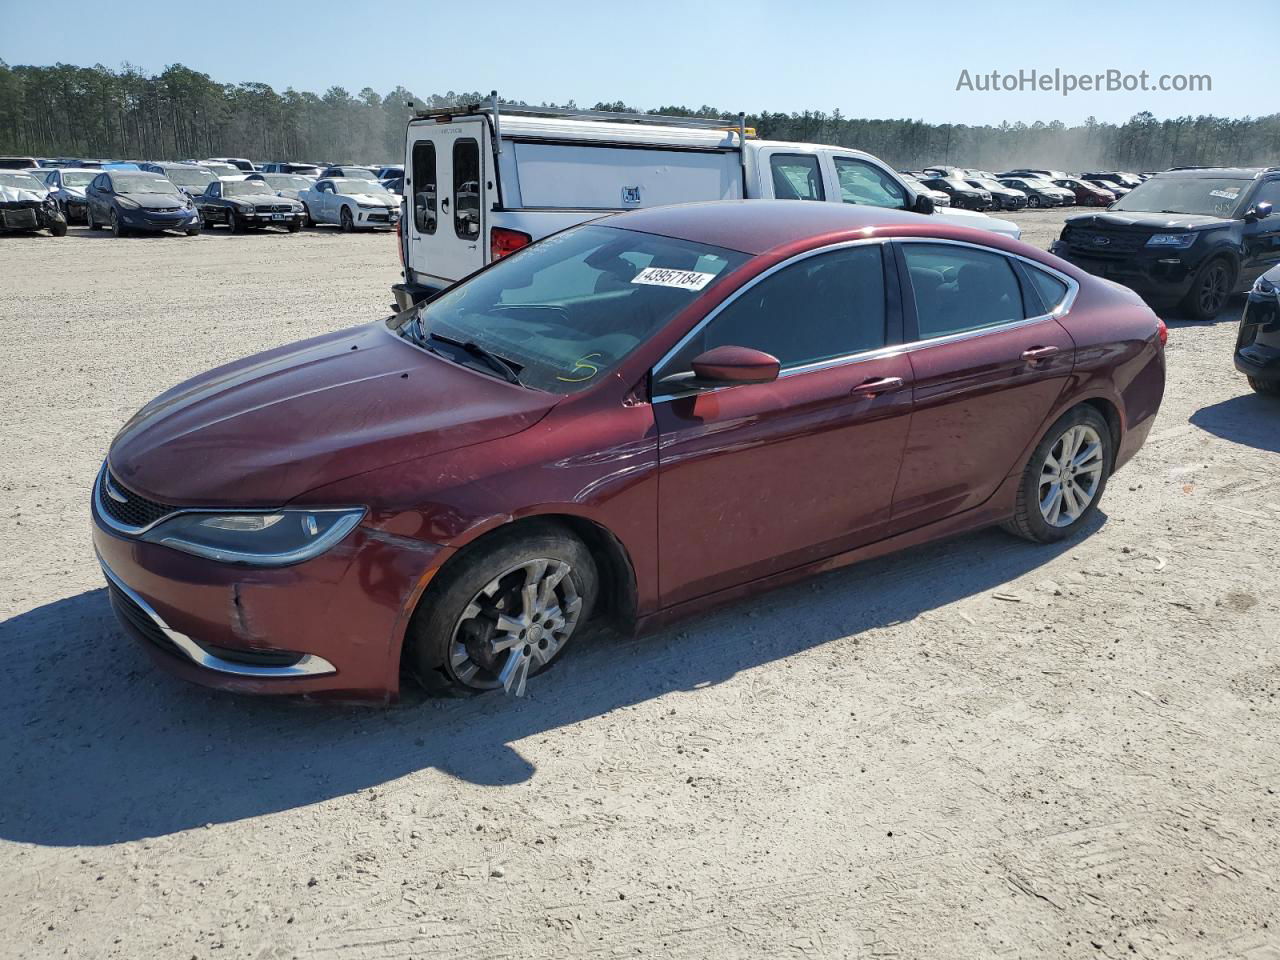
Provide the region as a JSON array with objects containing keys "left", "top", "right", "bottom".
[{"left": 2, "top": 60, "right": 1278, "bottom": 172}]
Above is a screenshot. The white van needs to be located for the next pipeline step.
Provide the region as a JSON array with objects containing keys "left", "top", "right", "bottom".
[{"left": 393, "top": 96, "right": 1020, "bottom": 309}]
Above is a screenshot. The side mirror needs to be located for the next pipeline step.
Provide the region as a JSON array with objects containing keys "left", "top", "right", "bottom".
[
  {"left": 691, "top": 345, "right": 780, "bottom": 385},
  {"left": 913, "top": 193, "right": 935, "bottom": 216},
  {"left": 1246, "top": 201, "right": 1273, "bottom": 223}
]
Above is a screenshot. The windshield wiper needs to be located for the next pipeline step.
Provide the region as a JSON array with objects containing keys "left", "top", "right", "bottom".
[{"left": 426, "top": 331, "right": 524, "bottom": 385}]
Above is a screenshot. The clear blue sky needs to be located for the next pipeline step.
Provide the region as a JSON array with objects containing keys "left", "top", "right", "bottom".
[{"left": 0, "top": 0, "right": 1262, "bottom": 126}]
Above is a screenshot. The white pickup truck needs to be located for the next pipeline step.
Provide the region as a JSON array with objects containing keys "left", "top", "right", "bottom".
[{"left": 392, "top": 96, "right": 1020, "bottom": 309}]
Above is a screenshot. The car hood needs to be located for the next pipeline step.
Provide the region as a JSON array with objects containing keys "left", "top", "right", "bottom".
[
  {"left": 343, "top": 192, "right": 397, "bottom": 206},
  {"left": 121, "top": 192, "right": 188, "bottom": 209},
  {"left": 108, "top": 323, "right": 559, "bottom": 506},
  {"left": 61, "top": 186, "right": 87, "bottom": 199},
  {"left": 0, "top": 184, "right": 48, "bottom": 202},
  {"left": 934, "top": 207, "right": 1020, "bottom": 239},
  {"left": 1068, "top": 211, "right": 1228, "bottom": 230},
  {"left": 228, "top": 191, "right": 298, "bottom": 205}
]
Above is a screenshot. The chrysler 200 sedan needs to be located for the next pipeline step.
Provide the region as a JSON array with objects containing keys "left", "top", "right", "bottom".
[{"left": 92, "top": 201, "right": 1166, "bottom": 702}]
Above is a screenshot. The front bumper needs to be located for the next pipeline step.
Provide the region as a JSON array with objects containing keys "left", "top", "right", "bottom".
[
  {"left": 120, "top": 208, "right": 200, "bottom": 231},
  {"left": 356, "top": 208, "right": 401, "bottom": 229},
  {"left": 91, "top": 485, "right": 451, "bottom": 700},
  {"left": 0, "top": 201, "right": 61, "bottom": 232},
  {"left": 1050, "top": 241, "right": 1199, "bottom": 304},
  {"left": 1234, "top": 286, "right": 1280, "bottom": 382}
]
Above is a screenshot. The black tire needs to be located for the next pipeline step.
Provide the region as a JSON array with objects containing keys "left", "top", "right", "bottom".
[
  {"left": 1247, "top": 376, "right": 1280, "bottom": 396},
  {"left": 1027, "top": 194, "right": 1042, "bottom": 208},
  {"left": 286, "top": 220, "right": 301, "bottom": 233},
  {"left": 186, "top": 226, "right": 201, "bottom": 237},
  {"left": 340, "top": 206, "right": 354, "bottom": 232},
  {"left": 405, "top": 523, "right": 598, "bottom": 697},
  {"left": 1180, "top": 257, "right": 1234, "bottom": 321},
  {"left": 227, "top": 209, "right": 244, "bottom": 233},
  {"left": 110, "top": 209, "right": 128, "bottom": 238},
  {"left": 302, "top": 204, "right": 315, "bottom": 227},
  {"left": 1002, "top": 405, "right": 1114, "bottom": 544},
  {"left": 86, "top": 206, "right": 96, "bottom": 230},
  {"left": 48, "top": 219, "right": 67, "bottom": 237}
]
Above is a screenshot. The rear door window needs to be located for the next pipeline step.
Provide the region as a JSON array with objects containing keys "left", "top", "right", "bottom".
[
  {"left": 453, "top": 138, "right": 481, "bottom": 240},
  {"left": 411, "top": 140, "right": 437, "bottom": 235},
  {"left": 902, "top": 243, "right": 1025, "bottom": 338},
  {"left": 1022, "top": 266, "right": 1070, "bottom": 315},
  {"left": 769, "top": 154, "right": 825, "bottom": 201}
]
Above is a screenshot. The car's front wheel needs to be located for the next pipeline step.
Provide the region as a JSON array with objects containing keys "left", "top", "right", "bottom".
[
  {"left": 1003, "top": 405, "right": 1113, "bottom": 543},
  {"left": 1181, "top": 257, "right": 1234, "bottom": 321},
  {"left": 1027, "top": 194, "right": 1042, "bottom": 208},
  {"left": 405, "top": 524, "right": 598, "bottom": 697},
  {"left": 48, "top": 219, "right": 67, "bottom": 237},
  {"left": 110, "top": 209, "right": 128, "bottom": 238}
]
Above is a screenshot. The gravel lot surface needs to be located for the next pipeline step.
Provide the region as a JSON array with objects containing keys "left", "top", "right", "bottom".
[{"left": 2, "top": 211, "right": 1278, "bottom": 960}]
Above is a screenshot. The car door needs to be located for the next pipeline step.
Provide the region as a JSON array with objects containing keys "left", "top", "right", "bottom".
[
  {"left": 651, "top": 240, "right": 914, "bottom": 607},
  {"left": 759, "top": 150, "right": 827, "bottom": 202},
  {"left": 316, "top": 181, "right": 337, "bottom": 222},
  {"left": 1241, "top": 179, "right": 1280, "bottom": 283},
  {"left": 831, "top": 155, "right": 911, "bottom": 212},
  {"left": 889, "top": 239, "right": 1077, "bottom": 531}
]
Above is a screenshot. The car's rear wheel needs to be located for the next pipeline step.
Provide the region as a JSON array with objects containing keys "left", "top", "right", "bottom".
[
  {"left": 340, "top": 206, "right": 354, "bottom": 232},
  {"left": 302, "top": 204, "right": 315, "bottom": 227},
  {"left": 1247, "top": 375, "right": 1280, "bottom": 396},
  {"left": 406, "top": 524, "right": 598, "bottom": 697},
  {"left": 1002, "top": 405, "right": 1113, "bottom": 543},
  {"left": 1181, "top": 257, "right": 1234, "bottom": 321}
]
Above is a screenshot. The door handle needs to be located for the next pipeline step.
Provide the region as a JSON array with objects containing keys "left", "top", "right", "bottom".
[
  {"left": 1021, "top": 345, "right": 1060, "bottom": 363},
  {"left": 851, "top": 376, "right": 904, "bottom": 398}
]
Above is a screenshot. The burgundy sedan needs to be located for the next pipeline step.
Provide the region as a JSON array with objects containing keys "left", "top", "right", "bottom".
[
  {"left": 1053, "top": 178, "right": 1118, "bottom": 207},
  {"left": 92, "top": 201, "right": 1166, "bottom": 702}
]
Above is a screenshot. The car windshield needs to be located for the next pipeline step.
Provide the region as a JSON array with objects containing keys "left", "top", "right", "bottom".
[
  {"left": 333, "top": 178, "right": 389, "bottom": 194},
  {"left": 393, "top": 224, "right": 749, "bottom": 394},
  {"left": 110, "top": 174, "right": 180, "bottom": 195},
  {"left": 223, "top": 181, "right": 269, "bottom": 197},
  {"left": 164, "top": 168, "right": 215, "bottom": 188},
  {"left": 941, "top": 178, "right": 971, "bottom": 190},
  {"left": 260, "top": 174, "right": 310, "bottom": 190},
  {"left": 338, "top": 168, "right": 378, "bottom": 179},
  {"left": 0, "top": 172, "right": 45, "bottom": 190},
  {"left": 1111, "top": 177, "right": 1249, "bottom": 217},
  {"left": 61, "top": 171, "right": 95, "bottom": 186},
  {"left": 1020, "top": 179, "right": 1054, "bottom": 189},
  {"left": 971, "top": 179, "right": 1004, "bottom": 190}
]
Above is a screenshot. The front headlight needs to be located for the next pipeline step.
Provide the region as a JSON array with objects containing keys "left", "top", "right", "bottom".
[
  {"left": 140, "top": 508, "right": 364, "bottom": 566},
  {"left": 116, "top": 196, "right": 141, "bottom": 209},
  {"left": 357, "top": 201, "right": 378, "bottom": 208},
  {"left": 1254, "top": 275, "right": 1278, "bottom": 295},
  {"left": 1146, "top": 233, "right": 1197, "bottom": 248}
]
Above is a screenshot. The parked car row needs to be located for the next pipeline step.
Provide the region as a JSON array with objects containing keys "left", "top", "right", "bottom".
[
  {"left": 896, "top": 166, "right": 1147, "bottom": 211},
  {"left": 7, "top": 157, "right": 406, "bottom": 237}
]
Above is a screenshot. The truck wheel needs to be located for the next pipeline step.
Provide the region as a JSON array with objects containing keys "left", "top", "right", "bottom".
[{"left": 1180, "top": 257, "right": 1234, "bottom": 321}]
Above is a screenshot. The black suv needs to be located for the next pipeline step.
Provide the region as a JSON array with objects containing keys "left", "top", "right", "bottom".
[
  {"left": 1051, "top": 167, "right": 1280, "bottom": 320},
  {"left": 920, "top": 176, "right": 991, "bottom": 211},
  {"left": 1235, "top": 263, "right": 1280, "bottom": 395}
]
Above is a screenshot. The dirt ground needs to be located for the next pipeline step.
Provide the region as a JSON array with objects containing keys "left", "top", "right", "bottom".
[{"left": 1, "top": 210, "right": 1277, "bottom": 960}]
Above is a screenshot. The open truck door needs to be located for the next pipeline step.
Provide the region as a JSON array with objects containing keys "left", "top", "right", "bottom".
[{"left": 404, "top": 117, "right": 488, "bottom": 296}]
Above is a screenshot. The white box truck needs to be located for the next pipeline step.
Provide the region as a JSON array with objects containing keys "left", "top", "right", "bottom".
[{"left": 392, "top": 95, "right": 1020, "bottom": 309}]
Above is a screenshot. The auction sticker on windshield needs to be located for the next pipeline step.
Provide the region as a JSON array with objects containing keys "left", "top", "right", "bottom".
[{"left": 631, "top": 267, "right": 717, "bottom": 290}]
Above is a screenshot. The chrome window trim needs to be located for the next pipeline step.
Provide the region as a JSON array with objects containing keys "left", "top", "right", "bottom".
[
  {"left": 650, "top": 235, "right": 1079, "bottom": 403},
  {"left": 98, "top": 554, "right": 337, "bottom": 679}
]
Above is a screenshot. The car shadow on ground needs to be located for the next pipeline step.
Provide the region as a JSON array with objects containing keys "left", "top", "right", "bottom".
[
  {"left": 1158, "top": 294, "right": 1244, "bottom": 327},
  {"left": 1190, "top": 392, "right": 1280, "bottom": 453},
  {"left": 0, "top": 517, "right": 1101, "bottom": 847}
]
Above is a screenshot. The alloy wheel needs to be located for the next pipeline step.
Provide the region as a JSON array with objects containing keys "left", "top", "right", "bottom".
[
  {"left": 1038, "top": 424, "right": 1104, "bottom": 527},
  {"left": 1198, "top": 262, "right": 1229, "bottom": 316},
  {"left": 449, "top": 558, "right": 584, "bottom": 696}
]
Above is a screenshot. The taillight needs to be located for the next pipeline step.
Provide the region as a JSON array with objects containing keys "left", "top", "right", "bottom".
[
  {"left": 396, "top": 215, "right": 404, "bottom": 268},
  {"left": 491, "top": 227, "right": 531, "bottom": 261},
  {"left": 1157, "top": 318, "right": 1168, "bottom": 346}
]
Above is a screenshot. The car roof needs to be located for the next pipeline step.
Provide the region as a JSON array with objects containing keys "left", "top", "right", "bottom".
[
  {"left": 602, "top": 200, "right": 977, "bottom": 256},
  {"left": 1156, "top": 167, "right": 1273, "bottom": 179}
]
